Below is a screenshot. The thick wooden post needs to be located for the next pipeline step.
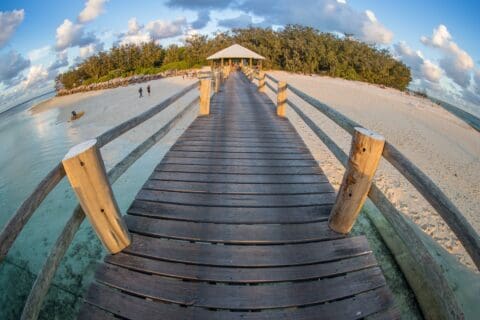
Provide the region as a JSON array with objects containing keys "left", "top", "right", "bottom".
[
  {"left": 277, "top": 81, "right": 287, "bottom": 117},
  {"left": 214, "top": 71, "right": 220, "bottom": 93},
  {"left": 258, "top": 72, "right": 265, "bottom": 92},
  {"left": 199, "top": 78, "right": 211, "bottom": 115},
  {"left": 329, "top": 127, "right": 385, "bottom": 233},
  {"left": 62, "top": 139, "right": 131, "bottom": 253}
]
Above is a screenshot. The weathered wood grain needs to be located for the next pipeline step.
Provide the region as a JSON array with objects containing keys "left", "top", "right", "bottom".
[{"left": 82, "top": 283, "right": 394, "bottom": 320}]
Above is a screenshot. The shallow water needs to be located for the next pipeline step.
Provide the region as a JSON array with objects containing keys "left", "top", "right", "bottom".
[{"left": 0, "top": 92, "right": 196, "bottom": 319}]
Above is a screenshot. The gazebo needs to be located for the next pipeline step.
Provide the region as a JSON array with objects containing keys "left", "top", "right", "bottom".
[{"left": 207, "top": 44, "right": 265, "bottom": 70}]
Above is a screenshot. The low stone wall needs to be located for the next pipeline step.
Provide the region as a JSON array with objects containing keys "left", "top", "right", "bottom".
[{"left": 56, "top": 69, "right": 201, "bottom": 96}]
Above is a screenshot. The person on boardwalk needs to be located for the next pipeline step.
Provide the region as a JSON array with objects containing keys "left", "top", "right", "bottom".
[
  {"left": 138, "top": 87, "right": 143, "bottom": 98},
  {"left": 147, "top": 85, "right": 151, "bottom": 96}
]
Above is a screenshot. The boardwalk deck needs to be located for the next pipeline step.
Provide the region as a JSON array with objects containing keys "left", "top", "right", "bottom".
[{"left": 79, "top": 71, "right": 397, "bottom": 319}]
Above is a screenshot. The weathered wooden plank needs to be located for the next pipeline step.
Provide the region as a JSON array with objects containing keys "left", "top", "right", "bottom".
[
  {"left": 284, "top": 75, "right": 480, "bottom": 269},
  {"left": 180, "top": 132, "right": 300, "bottom": 139},
  {"left": 155, "top": 163, "right": 322, "bottom": 175},
  {"left": 151, "top": 171, "right": 327, "bottom": 184},
  {"left": 161, "top": 157, "right": 318, "bottom": 167},
  {"left": 166, "top": 150, "right": 314, "bottom": 160},
  {"left": 143, "top": 180, "right": 333, "bottom": 194},
  {"left": 175, "top": 139, "right": 306, "bottom": 147},
  {"left": 125, "top": 215, "right": 342, "bottom": 244},
  {"left": 287, "top": 92, "right": 464, "bottom": 317},
  {"left": 95, "top": 264, "right": 386, "bottom": 309},
  {"left": 20, "top": 97, "right": 200, "bottom": 320},
  {"left": 136, "top": 189, "right": 336, "bottom": 207},
  {"left": 106, "top": 252, "right": 377, "bottom": 283},
  {"left": 128, "top": 200, "right": 332, "bottom": 223},
  {"left": 123, "top": 233, "right": 371, "bottom": 267},
  {"left": 77, "top": 303, "right": 116, "bottom": 320},
  {"left": 178, "top": 136, "right": 303, "bottom": 144},
  {"left": 170, "top": 145, "right": 309, "bottom": 153},
  {"left": 85, "top": 283, "right": 394, "bottom": 320}
]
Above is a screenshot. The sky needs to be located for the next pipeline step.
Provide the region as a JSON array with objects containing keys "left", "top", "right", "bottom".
[{"left": 1, "top": 0, "right": 479, "bottom": 114}]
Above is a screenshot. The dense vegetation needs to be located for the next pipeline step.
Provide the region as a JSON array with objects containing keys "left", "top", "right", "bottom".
[{"left": 57, "top": 25, "right": 411, "bottom": 90}]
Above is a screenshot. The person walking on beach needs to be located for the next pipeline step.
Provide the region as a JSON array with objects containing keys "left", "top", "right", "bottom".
[
  {"left": 138, "top": 87, "right": 143, "bottom": 98},
  {"left": 147, "top": 85, "right": 151, "bottom": 96}
]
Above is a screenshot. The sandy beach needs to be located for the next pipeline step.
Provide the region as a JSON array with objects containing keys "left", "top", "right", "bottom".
[
  {"left": 29, "top": 76, "right": 199, "bottom": 168},
  {"left": 29, "top": 71, "right": 479, "bottom": 270},
  {"left": 264, "top": 71, "right": 480, "bottom": 269}
]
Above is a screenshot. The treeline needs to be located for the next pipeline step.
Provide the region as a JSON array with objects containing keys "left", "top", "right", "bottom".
[{"left": 57, "top": 25, "right": 411, "bottom": 90}]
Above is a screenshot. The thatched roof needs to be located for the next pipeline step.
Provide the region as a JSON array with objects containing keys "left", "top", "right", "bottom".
[{"left": 207, "top": 44, "right": 265, "bottom": 60}]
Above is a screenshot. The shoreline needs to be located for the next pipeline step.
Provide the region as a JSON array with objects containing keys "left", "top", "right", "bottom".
[
  {"left": 267, "top": 71, "right": 480, "bottom": 270},
  {"left": 25, "top": 70, "right": 479, "bottom": 270}
]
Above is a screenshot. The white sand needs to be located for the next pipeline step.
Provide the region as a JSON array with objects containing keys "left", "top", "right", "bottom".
[
  {"left": 30, "top": 76, "right": 199, "bottom": 169},
  {"left": 266, "top": 71, "right": 480, "bottom": 269},
  {"left": 30, "top": 72, "right": 479, "bottom": 269}
]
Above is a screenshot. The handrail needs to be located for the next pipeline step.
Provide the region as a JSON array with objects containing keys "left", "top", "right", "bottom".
[
  {"left": 287, "top": 98, "right": 463, "bottom": 318},
  {"left": 20, "top": 95, "right": 200, "bottom": 320},
  {"left": 0, "top": 81, "right": 199, "bottom": 263},
  {"left": 267, "top": 74, "right": 480, "bottom": 270}
]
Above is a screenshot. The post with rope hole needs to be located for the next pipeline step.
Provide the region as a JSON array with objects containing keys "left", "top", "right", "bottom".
[
  {"left": 258, "top": 71, "right": 266, "bottom": 93},
  {"left": 329, "top": 127, "right": 385, "bottom": 233},
  {"left": 199, "top": 78, "right": 211, "bottom": 116},
  {"left": 277, "top": 81, "right": 287, "bottom": 117},
  {"left": 62, "top": 139, "right": 131, "bottom": 254}
]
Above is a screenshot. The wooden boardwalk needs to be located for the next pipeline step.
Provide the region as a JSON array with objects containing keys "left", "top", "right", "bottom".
[{"left": 79, "top": 71, "right": 396, "bottom": 319}]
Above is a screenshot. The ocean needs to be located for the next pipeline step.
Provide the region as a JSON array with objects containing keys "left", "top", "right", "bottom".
[{"left": 0, "top": 93, "right": 174, "bottom": 319}]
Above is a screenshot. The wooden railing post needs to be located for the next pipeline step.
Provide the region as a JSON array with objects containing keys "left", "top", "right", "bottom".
[
  {"left": 248, "top": 69, "right": 253, "bottom": 81},
  {"left": 329, "top": 127, "right": 385, "bottom": 233},
  {"left": 277, "top": 81, "right": 287, "bottom": 117},
  {"left": 258, "top": 72, "right": 265, "bottom": 93},
  {"left": 214, "top": 71, "right": 220, "bottom": 93},
  {"left": 62, "top": 139, "right": 131, "bottom": 253},
  {"left": 199, "top": 78, "right": 211, "bottom": 115}
]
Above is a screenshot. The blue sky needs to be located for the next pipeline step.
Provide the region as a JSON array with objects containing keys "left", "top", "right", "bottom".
[{"left": 1, "top": 0, "right": 479, "bottom": 114}]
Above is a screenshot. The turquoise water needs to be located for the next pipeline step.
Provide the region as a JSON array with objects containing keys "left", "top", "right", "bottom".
[{"left": 0, "top": 94, "right": 191, "bottom": 319}]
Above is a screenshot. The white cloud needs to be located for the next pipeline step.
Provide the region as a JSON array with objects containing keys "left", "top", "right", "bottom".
[
  {"left": 79, "top": 42, "right": 104, "bottom": 59},
  {"left": 146, "top": 18, "right": 187, "bottom": 39},
  {"left": 78, "top": 0, "right": 109, "bottom": 23},
  {"left": 421, "top": 60, "right": 442, "bottom": 83},
  {"left": 48, "top": 51, "right": 69, "bottom": 73},
  {"left": 28, "top": 46, "right": 51, "bottom": 62},
  {"left": 394, "top": 41, "right": 442, "bottom": 83},
  {"left": 0, "top": 50, "right": 30, "bottom": 86},
  {"left": 365, "top": 10, "right": 376, "bottom": 22},
  {"left": 55, "top": 19, "right": 84, "bottom": 50},
  {"left": 118, "top": 18, "right": 152, "bottom": 45},
  {"left": 421, "top": 24, "right": 474, "bottom": 88},
  {"left": 0, "top": 9, "right": 24, "bottom": 48},
  {"left": 21, "top": 65, "right": 49, "bottom": 90},
  {"left": 118, "top": 17, "right": 187, "bottom": 45},
  {"left": 55, "top": 19, "right": 98, "bottom": 51}
]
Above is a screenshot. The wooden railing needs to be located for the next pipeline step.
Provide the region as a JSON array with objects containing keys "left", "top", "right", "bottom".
[
  {"left": 0, "top": 77, "right": 217, "bottom": 319},
  {"left": 243, "top": 68, "right": 479, "bottom": 319}
]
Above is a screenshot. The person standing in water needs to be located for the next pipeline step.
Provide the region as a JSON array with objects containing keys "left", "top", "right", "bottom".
[
  {"left": 147, "top": 85, "right": 151, "bottom": 96},
  {"left": 138, "top": 87, "right": 143, "bottom": 98}
]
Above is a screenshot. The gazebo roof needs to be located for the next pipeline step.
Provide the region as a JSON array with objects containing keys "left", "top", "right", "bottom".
[{"left": 207, "top": 44, "right": 265, "bottom": 60}]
